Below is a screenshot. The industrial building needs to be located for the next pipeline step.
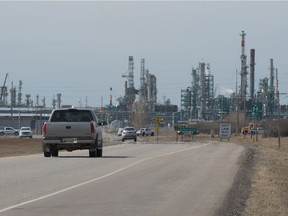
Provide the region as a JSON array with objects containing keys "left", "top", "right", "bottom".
[
  {"left": 181, "top": 62, "right": 215, "bottom": 121},
  {"left": 115, "top": 56, "right": 177, "bottom": 127},
  {"left": 180, "top": 30, "right": 287, "bottom": 124}
]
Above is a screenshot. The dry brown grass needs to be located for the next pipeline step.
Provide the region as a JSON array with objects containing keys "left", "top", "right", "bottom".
[{"left": 239, "top": 136, "right": 288, "bottom": 216}]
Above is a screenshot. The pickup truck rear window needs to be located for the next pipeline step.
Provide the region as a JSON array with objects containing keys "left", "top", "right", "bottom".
[{"left": 50, "top": 110, "right": 93, "bottom": 122}]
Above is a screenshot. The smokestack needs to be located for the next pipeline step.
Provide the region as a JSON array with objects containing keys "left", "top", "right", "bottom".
[
  {"left": 109, "top": 87, "right": 112, "bottom": 106},
  {"left": 250, "top": 49, "right": 255, "bottom": 100},
  {"left": 270, "top": 58, "right": 274, "bottom": 92},
  {"left": 125, "top": 81, "right": 127, "bottom": 95},
  {"left": 240, "top": 30, "right": 248, "bottom": 111}
]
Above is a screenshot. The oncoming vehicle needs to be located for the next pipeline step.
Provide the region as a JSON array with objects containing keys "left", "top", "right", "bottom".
[
  {"left": 121, "top": 127, "right": 137, "bottom": 142},
  {"left": 250, "top": 127, "right": 264, "bottom": 135},
  {"left": 19, "top": 127, "right": 33, "bottom": 138},
  {"left": 136, "top": 128, "right": 154, "bottom": 136},
  {"left": 117, "top": 128, "right": 123, "bottom": 136}
]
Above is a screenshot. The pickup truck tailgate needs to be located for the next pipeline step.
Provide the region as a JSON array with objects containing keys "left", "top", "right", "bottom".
[{"left": 44, "top": 122, "right": 94, "bottom": 138}]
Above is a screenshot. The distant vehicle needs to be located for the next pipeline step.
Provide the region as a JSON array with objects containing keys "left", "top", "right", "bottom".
[
  {"left": 121, "top": 127, "right": 137, "bottom": 142},
  {"left": 19, "top": 127, "right": 33, "bottom": 138},
  {"left": 241, "top": 123, "right": 264, "bottom": 135},
  {"left": 117, "top": 128, "right": 123, "bottom": 136},
  {"left": 256, "top": 127, "right": 264, "bottom": 134},
  {"left": 136, "top": 128, "right": 154, "bottom": 136},
  {"left": 0, "top": 127, "right": 19, "bottom": 136},
  {"left": 241, "top": 123, "right": 255, "bottom": 135},
  {"left": 42, "top": 107, "right": 106, "bottom": 157},
  {"left": 251, "top": 127, "right": 264, "bottom": 135}
]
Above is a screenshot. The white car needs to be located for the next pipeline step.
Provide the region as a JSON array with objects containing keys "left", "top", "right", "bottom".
[
  {"left": 136, "top": 128, "right": 154, "bottom": 136},
  {"left": 117, "top": 128, "right": 123, "bottom": 136},
  {"left": 19, "top": 127, "right": 33, "bottom": 138},
  {"left": 121, "top": 127, "right": 137, "bottom": 142}
]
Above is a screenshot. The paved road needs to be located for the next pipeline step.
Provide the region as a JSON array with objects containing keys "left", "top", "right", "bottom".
[{"left": 0, "top": 141, "right": 244, "bottom": 216}]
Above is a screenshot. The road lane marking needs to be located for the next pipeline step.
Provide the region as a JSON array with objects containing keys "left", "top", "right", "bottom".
[{"left": 0, "top": 142, "right": 212, "bottom": 213}]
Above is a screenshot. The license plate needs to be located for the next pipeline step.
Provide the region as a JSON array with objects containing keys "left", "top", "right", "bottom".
[{"left": 62, "top": 138, "right": 77, "bottom": 143}]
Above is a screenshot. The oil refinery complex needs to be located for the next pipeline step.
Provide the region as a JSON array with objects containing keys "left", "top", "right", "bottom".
[{"left": 0, "top": 31, "right": 287, "bottom": 132}]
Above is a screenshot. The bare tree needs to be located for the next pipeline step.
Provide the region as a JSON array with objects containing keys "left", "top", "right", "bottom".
[{"left": 130, "top": 100, "right": 149, "bottom": 129}]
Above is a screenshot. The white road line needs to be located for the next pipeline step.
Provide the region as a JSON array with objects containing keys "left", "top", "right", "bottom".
[{"left": 0, "top": 142, "right": 212, "bottom": 214}]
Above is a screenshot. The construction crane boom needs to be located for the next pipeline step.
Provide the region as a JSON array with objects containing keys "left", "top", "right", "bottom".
[{"left": 0, "top": 73, "right": 8, "bottom": 102}]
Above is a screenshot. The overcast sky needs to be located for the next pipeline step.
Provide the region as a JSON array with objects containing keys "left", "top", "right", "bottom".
[{"left": 0, "top": 1, "right": 287, "bottom": 107}]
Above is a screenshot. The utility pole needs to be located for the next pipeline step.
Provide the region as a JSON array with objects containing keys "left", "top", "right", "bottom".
[
  {"left": 236, "top": 69, "right": 239, "bottom": 135},
  {"left": 275, "top": 69, "right": 287, "bottom": 149},
  {"left": 276, "top": 69, "right": 280, "bottom": 149}
]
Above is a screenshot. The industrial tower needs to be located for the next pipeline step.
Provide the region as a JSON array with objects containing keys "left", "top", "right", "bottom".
[
  {"left": 240, "top": 31, "right": 248, "bottom": 111},
  {"left": 138, "top": 58, "right": 157, "bottom": 111},
  {"left": 181, "top": 62, "right": 214, "bottom": 121},
  {"left": 139, "top": 58, "right": 147, "bottom": 101},
  {"left": 121, "top": 56, "right": 138, "bottom": 110},
  {"left": 0, "top": 73, "right": 8, "bottom": 106},
  {"left": 268, "top": 58, "right": 275, "bottom": 116},
  {"left": 249, "top": 49, "right": 255, "bottom": 100}
]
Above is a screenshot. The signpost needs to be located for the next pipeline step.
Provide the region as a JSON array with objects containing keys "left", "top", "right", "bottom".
[
  {"left": 154, "top": 116, "right": 164, "bottom": 122},
  {"left": 153, "top": 117, "right": 164, "bottom": 143},
  {"left": 174, "top": 126, "right": 199, "bottom": 142},
  {"left": 219, "top": 123, "right": 231, "bottom": 141}
]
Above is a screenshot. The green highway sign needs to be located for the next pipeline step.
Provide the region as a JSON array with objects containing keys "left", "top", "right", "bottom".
[{"left": 179, "top": 127, "right": 198, "bottom": 133}]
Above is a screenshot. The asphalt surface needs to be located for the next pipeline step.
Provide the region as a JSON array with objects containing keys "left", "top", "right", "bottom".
[{"left": 0, "top": 141, "right": 245, "bottom": 216}]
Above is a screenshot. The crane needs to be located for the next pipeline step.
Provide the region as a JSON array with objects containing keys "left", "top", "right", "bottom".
[
  {"left": 122, "top": 56, "right": 135, "bottom": 89},
  {"left": 0, "top": 73, "right": 8, "bottom": 103}
]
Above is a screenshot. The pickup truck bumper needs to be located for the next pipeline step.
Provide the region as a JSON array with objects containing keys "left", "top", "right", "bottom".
[
  {"left": 43, "top": 137, "right": 95, "bottom": 143},
  {"left": 42, "top": 137, "right": 103, "bottom": 150}
]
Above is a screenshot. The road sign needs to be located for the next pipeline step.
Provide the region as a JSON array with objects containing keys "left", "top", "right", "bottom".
[
  {"left": 179, "top": 127, "right": 199, "bottom": 135},
  {"left": 154, "top": 117, "right": 164, "bottom": 122},
  {"left": 219, "top": 123, "right": 231, "bottom": 140},
  {"left": 179, "top": 127, "right": 197, "bottom": 132}
]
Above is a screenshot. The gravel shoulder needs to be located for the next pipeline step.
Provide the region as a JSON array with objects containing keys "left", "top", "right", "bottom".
[{"left": 0, "top": 133, "right": 287, "bottom": 215}]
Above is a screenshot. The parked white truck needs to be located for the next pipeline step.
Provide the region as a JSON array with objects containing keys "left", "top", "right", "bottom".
[{"left": 42, "top": 107, "right": 106, "bottom": 157}]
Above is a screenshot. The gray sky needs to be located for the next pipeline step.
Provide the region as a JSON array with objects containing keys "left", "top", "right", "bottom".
[{"left": 0, "top": 1, "right": 287, "bottom": 107}]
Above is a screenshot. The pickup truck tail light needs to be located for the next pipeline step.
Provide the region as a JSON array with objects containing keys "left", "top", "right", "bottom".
[
  {"left": 90, "top": 122, "right": 96, "bottom": 134},
  {"left": 42, "top": 122, "right": 47, "bottom": 135}
]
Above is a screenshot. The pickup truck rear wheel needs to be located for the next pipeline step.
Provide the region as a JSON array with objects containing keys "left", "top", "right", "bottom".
[
  {"left": 51, "top": 146, "right": 59, "bottom": 157},
  {"left": 44, "top": 151, "right": 51, "bottom": 157},
  {"left": 89, "top": 137, "right": 102, "bottom": 157},
  {"left": 89, "top": 148, "right": 102, "bottom": 157},
  {"left": 89, "top": 151, "right": 96, "bottom": 157},
  {"left": 97, "top": 149, "right": 102, "bottom": 157},
  {"left": 43, "top": 142, "right": 51, "bottom": 157}
]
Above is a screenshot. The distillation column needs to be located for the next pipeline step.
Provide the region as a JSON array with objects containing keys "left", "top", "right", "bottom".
[
  {"left": 269, "top": 58, "right": 275, "bottom": 116},
  {"left": 249, "top": 49, "right": 255, "bottom": 100},
  {"left": 240, "top": 31, "right": 248, "bottom": 111}
]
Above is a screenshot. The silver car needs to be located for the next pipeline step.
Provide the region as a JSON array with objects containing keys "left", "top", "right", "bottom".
[{"left": 121, "top": 127, "right": 137, "bottom": 142}]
